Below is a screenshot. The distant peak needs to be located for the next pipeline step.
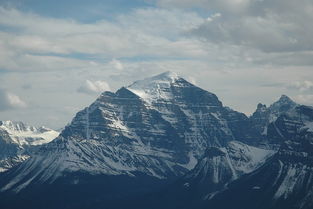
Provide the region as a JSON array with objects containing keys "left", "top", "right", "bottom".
[
  {"left": 257, "top": 103, "right": 267, "bottom": 109},
  {"left": 277, "top": 94, "right": 295, "bottom": 104},
  {"left": 0, "top": 120, "right": 53, "bottom": 132},
  {"left": 268, "top": 94, "right": 297, "bottom": 111},
  {"left": 279, "top": 94, "right": 291, "bottom": 100},
  {"left": 0, "top": 120, "right": 23, "bottom": 127}
]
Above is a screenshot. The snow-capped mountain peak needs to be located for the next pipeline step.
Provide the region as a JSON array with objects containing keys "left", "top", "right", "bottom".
[
  {"left": 149, "top": 71, "right": 179, "bottom": 82},
  {"left": 0, "top": 121, "right": 59, "bottom": 173},
  {"left": 131, "top": 71, "right": 179, "bottom": 85},
  {"left": 126, "top": 71, "right": 182, "bottom": 103},
  {"left": 0, "top": 121, "right": 59, "bottom": 146}
]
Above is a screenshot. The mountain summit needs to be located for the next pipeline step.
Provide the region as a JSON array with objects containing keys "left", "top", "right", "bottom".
[
  {"left": 130, "top": 71, "right": 180, "bottom": 86},
  {"left": 127, "top": 71, "right": 178, "bottom": 103},
  {"left": 127, "top": 71, "right": 190, "bottom": 104}
]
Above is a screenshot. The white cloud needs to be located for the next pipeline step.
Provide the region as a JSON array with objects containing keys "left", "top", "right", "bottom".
[
  {"left": 295, "top": 95, "right": 313, "bottom": 105},
  {"left": 289, "top": 81, "right": 313, "bottom": 92},
  {"left": 78, "top": 80, "right": 111, "bottom": 94},
  {"left": 156, "top": 0, "right": 251, "bottom": 13},
  {"left": 0, "top": 3, "right": 312, "bottom": 128},
  {"left": 0, "top": 7, "right": 206, "bottom": 73},
  {"left": 0, "top": 89, "right": 26, "bottom": 111},
  {"left": 154, "top": 0, "right": 313, "bottom": 67},
  {"left": 109, "top": 59, "right": 124, "bottom": 71},
  {"left": 191, "top": 0, "right": 313, "bottom": 53}
]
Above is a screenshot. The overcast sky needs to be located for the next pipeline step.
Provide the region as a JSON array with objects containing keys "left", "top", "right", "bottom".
[{"left": 0, "top": 0, "right": 313, "bottom": 129}]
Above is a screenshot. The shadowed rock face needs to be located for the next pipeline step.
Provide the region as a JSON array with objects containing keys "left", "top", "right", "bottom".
[{"left": 0, "top": 129, "right": 22, "bottom": 172}]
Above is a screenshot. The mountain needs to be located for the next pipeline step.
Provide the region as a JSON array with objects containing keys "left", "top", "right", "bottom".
[
  {"left": 0, "top": 71, "right": 266, "bottom": 209},
  {"left": 0, "top": 121, "right": 59, "bottom": 172},
  {"left": 203, "top": 105, "right": 313, "bottom": 209},
  {"left": 249, "top": 95, "right": 297, "bottom": 147},
  {"left": 0, "top": 72, "right": 259, "bottom": 187},
  {"left": 130, "top": 95, "right": 313, "bottom": 209},
  {"left": 0, "top": 121, "right": 59, "bottom": 146},
  {"left": 134, "top": 141, "right": 274, "bottom": 209},
  {"left": 0, "top": 72, "right": 310, "bottom": 209},
  {"left": 183, "top": 141, "right": 274, "bottom": 198}
]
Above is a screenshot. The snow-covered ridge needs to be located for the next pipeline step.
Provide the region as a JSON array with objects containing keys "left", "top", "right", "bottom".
[
  {"left": 226, "top": 141, "right": 275, "bottom": 175},
  {"left": 0, "top": 121, "right": 59, "bottom": 173},
  {"left": 188, "top": 141, "right": 275, "bottom": 181},
  {"left": 0, "top": 121, "right": 59, "bottom": 146},
  {"left": 180, "top": 141, "right": 275, "bottom": 201}
]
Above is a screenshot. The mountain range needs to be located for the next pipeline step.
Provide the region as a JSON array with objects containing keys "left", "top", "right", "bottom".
[{"left": 0, "top": 71, "right": 312, "bottom": 209}]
